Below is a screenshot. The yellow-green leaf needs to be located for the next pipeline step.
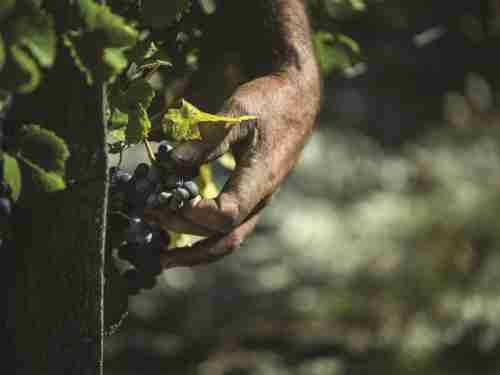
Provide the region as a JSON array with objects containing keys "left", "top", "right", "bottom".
[
  {"left": 18, "top": 156, "right": 66, "bottom": 193},
  {"left": 126, "top": 103, "right": 151, "bottom": 144},
  {"left": 124, "top": 78, "right": 155, "bottom": 110},
  {"left": 18, "top": 124, "right": 70, "bottom": 176},
  {"left": 0, "top": 35, "right": 5, "bottom": 71},
  {"left": 3, "top": 154, "right": 21, "bottom": 202},
  {"left": 162, "top": 99, "right": 256, "bottom": 142},
  {"left": 11, "top": 5, "right": 56, "bottom": 68},
  {"left": 0, "top": 45, "right": 41, "bottom": 94},
  {"left": 78, "top": 0, "right": 138, "bottom": 48}
]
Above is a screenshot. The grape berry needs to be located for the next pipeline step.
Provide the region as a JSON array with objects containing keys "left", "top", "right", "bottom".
[{"left": 109, "top": 142, "right": 200, "bottom": 295}]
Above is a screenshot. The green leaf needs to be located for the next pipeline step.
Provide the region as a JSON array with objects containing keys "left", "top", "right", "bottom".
[
  {"left": 349, "top": 0, "right": 366, "bottom": 11},
  {"left": 141, "top": 0, "right": 191, "bottom": 29},
  {"left": 0, "top": 0, "right": 15, "bottom": 22},
  {"left": 63, "top": 32, "right": 128, "bottom": 84},
  {"left": 102, "top": 47, "right": 128, "bottom": 81},
  {"left": 3, "top": 153, "right": 21, "bottom": 202},
  {"left": 162, "top": 99, "right": 256, "bottom": 142},
  {"left": 126, "top": 103, "right": 151, "bottom": 144},
  {"left": 0, "top": 44, "right": 41, "bottom": 94},
  {"left": 337, "top": 34, "right": 360, "bottom": 54},
  {"left": 109, "top": 108, "right": 128, "bottom": 130},
  {"left": 125, "top": 39, "right": 158, "bottom": 65},
  {"left": 18, "top": 124, "right": 70, "bottom": 176},
  {"left": 313, "top": 31, "right": 360, "bottom": 76},
  {"left": 128, "top": 59, "right": 171, "bottom": 81},
  {"left": 18, "top": 155, "right": 66, "bottom": 193},
  {"left": 0, "top": 35, "right": 5, "bottom": 71},
  {"left": 78, "top": 0, "right": 138, "bottom": 48},
  {"left": 11, "top": 5, "right": 56, "bottom": 68},
  {"left": 124, "top": 78, "right": 155, "bottom": 110}
]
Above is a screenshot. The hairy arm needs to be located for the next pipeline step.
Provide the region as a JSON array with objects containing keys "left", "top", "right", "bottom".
[{"left": 149, "top": 0, "right": 321, "bottom": 267}]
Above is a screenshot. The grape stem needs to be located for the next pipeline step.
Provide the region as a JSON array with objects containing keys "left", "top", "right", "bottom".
[{"left": 143, "top": 139, "right": 156, "bottom": 163}]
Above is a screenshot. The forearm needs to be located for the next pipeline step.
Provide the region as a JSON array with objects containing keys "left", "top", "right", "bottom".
[{"left": 227, "top": 0, "right": 321, "bottom": 189}]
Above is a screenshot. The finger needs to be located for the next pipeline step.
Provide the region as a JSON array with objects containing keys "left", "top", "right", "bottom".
[
  {"left": 170, "top": 119, "right": 254, "bottom": 169},
  {"left": 177, "top": 125, "right": 274, "bottom": 233},
  {"left": 160, "top": 213, "right": 261, "bottom": 268},
  {"left": 143, "top": 203, "right": 215, "bottom": 237}
]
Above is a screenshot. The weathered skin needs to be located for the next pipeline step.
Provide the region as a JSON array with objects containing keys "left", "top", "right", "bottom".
[{"left": 145, "top": 0, "right": 321, "bottom": 267}]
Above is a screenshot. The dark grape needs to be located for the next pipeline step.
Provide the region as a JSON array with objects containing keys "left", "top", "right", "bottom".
[
  {"left": 168, "top": 196, "right": 184, "bottom": 211},
  {"left": 164, "top": 174, "right": 182, "bottom": 189},
  {"left": 0, "top": 198, "right": 12, "bottom": 217},
  {"left": 134, "top": 177, "right": 152, "bottom": 194},
  {"left": 115, "top": 170, "right": 132, "bottom": 184},
  {"left": 0, "top": 181, "right": 11, "bottom": 197},
  {"left": 158, "top": 143, "right": 173, "bottom": 154},
  {"left": 157, "top": 192, "right": 172, "bottom": 205},
  {"left": 173, "top": 187, "right": 190, "bottom": 201},
  {"left": 134, "top": 163, "right": 150, "bottom": 179},
  {"left": 183, "top": 181, "right": 199, "bottom": 198},
  {"left": 124, "top": 217, "right": 151, "bottom": 245}
]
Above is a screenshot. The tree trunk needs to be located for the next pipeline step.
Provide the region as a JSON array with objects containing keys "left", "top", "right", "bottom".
[{"left": 6, "top": 46, "right": 108, "bottom": 374}]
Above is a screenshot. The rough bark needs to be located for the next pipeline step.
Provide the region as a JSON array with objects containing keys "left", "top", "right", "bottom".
[{"left": 6, "top": 46, "right": 108, "bottom": 374}]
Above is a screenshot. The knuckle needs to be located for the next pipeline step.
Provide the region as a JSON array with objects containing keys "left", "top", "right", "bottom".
[
  {"left": 225, "top": 232, "right": 243, "bottom": 253},
  {"left": 217, "top": 194, "right": 245, "bottom": 232}
]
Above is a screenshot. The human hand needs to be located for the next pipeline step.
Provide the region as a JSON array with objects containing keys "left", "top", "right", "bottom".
[{"left": 145, "top": 74, "right": 320, "bottom": 268}]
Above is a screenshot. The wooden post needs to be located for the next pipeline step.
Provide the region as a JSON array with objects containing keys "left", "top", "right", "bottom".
[{"left": 6, "top": 42, "right": 108, "bottom": 374}]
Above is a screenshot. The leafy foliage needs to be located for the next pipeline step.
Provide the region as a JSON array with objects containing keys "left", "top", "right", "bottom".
[
  {"left": 141, "top": 0, "right": 192, "bottom": 29},
  {"left": 162, "top": 99, "right": 256, "bottom": 142},
  {"left": 313, "top": 31, "right": 361, "bottom": 76},
  {"left": 0, "top": 45, "right": 41, "bottom": 94},
  {"left": 17, "top": 124, "right": 70, "bottom": 175},
  {"left": 10, "top": 2, "right": 56, "bottom": 68},
  {"left": 126, "top": 103, "right": 151, "bottom": 144},
  {"left": 3, "top": 153, "right": 21, "bottom": 202},
  {"left": 18, "top": 155, "right": 66, "bottom": 193}
]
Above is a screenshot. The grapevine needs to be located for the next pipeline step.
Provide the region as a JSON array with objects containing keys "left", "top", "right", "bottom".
[{"left": 1, "top": 0, "right": 256, "bottom": 337}]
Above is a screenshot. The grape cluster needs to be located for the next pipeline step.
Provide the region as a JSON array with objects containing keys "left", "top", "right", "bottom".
[{"left": 109, "top": 142, "right": 199, "bottom": 295}]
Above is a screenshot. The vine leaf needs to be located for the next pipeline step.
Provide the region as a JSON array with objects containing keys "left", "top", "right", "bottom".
[
  {"left": 77, "top": 0, "right": 139, "bottom": 48},
  {"left": 0, "top": 35, "right": 5, "bottom": 71},
  {"left": 18, "top": 156, "right": 66, "bottom": 193},
  {"left": 17, "top": 124, "right": 70, "bottom": 176},
  {"left": 123, "top": 78, "right": 155, "bottom": 111},
  {"left": 125, "top": 39, "right": 159, "bottom": 65},
  {"left": 109, "top": 109, "right": 128, "bottom": 131},
  {"left": 141, "top": 0, "right": 192, "bottom": 29},
  {"left": 3, "top": 154, "right": 21, "bottom": 202},
  {"left": 63, "top": 32, "right": 128, "bottom": 84},
  {"left": 162, "top": 99, "right": 257, "bottom": 142},
  {"left": 126, "top": 103, "right": 151, "bottom": 144},
  {"left": 11, "top": 4, "right": 56, "bottom": 68},
  {"left": 0, "top": 45, "right": 41, "bottom": 94},
  {"left": 313, "top": 31, "right": 361, "bottom": 76}
]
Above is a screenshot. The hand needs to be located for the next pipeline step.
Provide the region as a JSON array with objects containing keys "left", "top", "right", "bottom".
[{"left": 145, "top": 73, "right": 320, "bottom": 268}]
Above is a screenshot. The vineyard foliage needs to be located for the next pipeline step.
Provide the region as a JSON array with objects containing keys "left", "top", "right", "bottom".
[
  {"left": 0, "top": 0, "right": 348, "bottom": 245},
  {"left": 0, "top": 0, "right": 266, "bottom": 213}
]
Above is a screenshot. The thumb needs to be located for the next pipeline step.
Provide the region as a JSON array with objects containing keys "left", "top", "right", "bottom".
[{"left": 170, "top": 120, "right": 252, "bottom": 168}]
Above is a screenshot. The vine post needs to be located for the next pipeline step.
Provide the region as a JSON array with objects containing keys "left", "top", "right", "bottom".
[{"left": 7, "top": 37, "right": 109, "bottom": 375}]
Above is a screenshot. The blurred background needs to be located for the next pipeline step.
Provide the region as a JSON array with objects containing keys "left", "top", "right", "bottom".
[{"left": 105, "top": 1, "right": 500, "bottom": 374}]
